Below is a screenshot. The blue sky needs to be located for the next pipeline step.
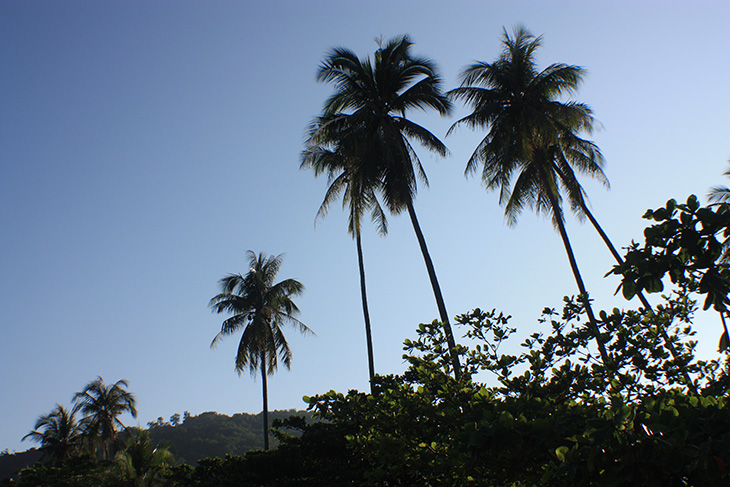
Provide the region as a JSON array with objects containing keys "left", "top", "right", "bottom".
[{"left": 1, "top": 1, "right": 728, "bottom": 453}]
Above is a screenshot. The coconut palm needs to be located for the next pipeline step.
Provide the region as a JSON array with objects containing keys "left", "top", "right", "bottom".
[
  {"left": 22, "top": 404, "right": 84, "bottom": 464},
  {"left": 302, "top": 116, "right": 387, "bottom": 385},
  {"left": 209, "top": 251, "right": 311, "bottom": 450},
  {"left": 73, "top": 377, "right": 137, "bottom": 461},
  {"left": 709, "top": 163, "right": 730, "bottom": 265},
  {"left": 316, "top": 35, "right": 461, "bottom": 377},
  {"left": 449, "top": 26, "right": 611, "bottom": 365},
  {"left": 709, "top": 163, "right": 730, "bottom": 204},
  {"left": 115, "top": 429, "right": 174, "bottom": 487}
]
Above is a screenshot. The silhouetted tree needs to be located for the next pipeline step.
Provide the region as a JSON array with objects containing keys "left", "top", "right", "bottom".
[
  {"left": 115, "top": 429, "right": 174, "bottom": 487},
  {"left": 302, "top": 114, "right": 388, "bottom": 385},
  {"left": 315, "top": 35, "right": 461, "bottom": 377},
  {"left": 73, "top": 377, "right": 137, "bottom": 461},
  {"left": 209, "top": 251, "right": 312, "bottom": 450},
  {"left": 22, "top": 404, "right": 84, "bottom": 464},
  {"left": 449, "top": 26, "right": 610, "bottom": 365}
]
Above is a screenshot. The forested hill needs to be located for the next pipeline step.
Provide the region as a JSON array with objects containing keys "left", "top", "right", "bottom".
[
  {"left": 0, "top": 409, "right": 310, "bottom": 480},
  {"left": 147, "top": 409, "right": 311, "bottom": 465}
]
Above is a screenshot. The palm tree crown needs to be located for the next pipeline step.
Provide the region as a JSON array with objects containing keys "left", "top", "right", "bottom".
[
  {"left": 209, "top": 251, "right": 310, "bottom": 376},
  {"left": 22, "top": 404, "right": 84, "bottom": 464},
  {"left": 115, "top": 429, "right": 174, "bottom": 487},
  {"left": 302, "top": 115, "right": 388, "bottom": 239},
  {"left": 74, "top": 377, "right": 137, "bottom": 460},
  {"left": 316, "top": 35, "right": 451, "bottom": 213},
  {"left": 449, "top": 26, "right": 607, "bottom": 227}
]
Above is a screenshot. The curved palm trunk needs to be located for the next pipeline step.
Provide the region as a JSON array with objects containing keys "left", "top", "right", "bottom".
[
  {"left": 536, "top": 165, "right": 611, "bottom": 367},
  {"left": 405, "top": 200, "right": 461, "bottom": 379},
  {"left": 356, "top": 231, "right": 376, "bottom": 387},
  {"left": 582, "top": 204, "right": 696, "bottom": 391},
  {"left": 260, "top": 352, "right": 270, "bottom": 451},
  {"left": 552, "top": 211, "right": 611, "bottom": 366},
  {"left": 720, "top": 311, "right": 730, "bottom": 349}
]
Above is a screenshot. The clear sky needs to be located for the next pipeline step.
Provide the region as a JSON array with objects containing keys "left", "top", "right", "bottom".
[{"left": 1, "top": 0, "right": 728, "bottom": 453}]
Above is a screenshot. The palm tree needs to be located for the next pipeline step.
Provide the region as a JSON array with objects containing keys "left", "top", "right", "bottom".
[
  {"left": 709, "top": 163, "right": 730, "bottom": 266},
  {"left": 709, "top": 163, "right": 730, "bottom": 204},
  {"left": 115, "top": 429, "right": 174, "bottom": 487},
  {"left": 301, "top": 115, "right": 388, "bottom": 386},
  {"left": 73, "top": 377, "right": 137, "bottom": 461},
  {"left": 209, "top": 251, "right": 311, "bottom": 450},
  {"left": 22, "top": 404, "right": 84, "bottom": 464},
  {"left": 448, "top": 26, "right": 611, "bottom": 365},
  {"left": 315, "top": 35, "right": 462, "bottom": 378}
]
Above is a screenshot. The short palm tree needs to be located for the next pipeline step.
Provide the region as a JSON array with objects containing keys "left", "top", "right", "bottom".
[
  {"left": 23, "top": 404, "right": 84, "bottom": 464},
  {"left": 302, "top": 114, "right": 387, "bottom": 385},
  {"left": 73, "top": 377, "right": 137, "bottom": 461},
  {"left": 115, "top": 429, "right": 174, "bottom": 487},
  {"left": 209, "top": 251, "right": 311, "bottom": 450},
  {"left": 316, "top": 35, "right": 462, "bottom": 377},
  {"left": 449, "top": 26, "right": 611, "bottom": 365}
]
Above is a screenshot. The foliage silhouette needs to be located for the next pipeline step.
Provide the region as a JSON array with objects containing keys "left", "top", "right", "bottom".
[
  {"left": 209, "top": 251, "right": 312, "bottom": 450},
  {"left": 449, "top": 26, "right": 610, "bottom": 366},
  {"left": 313, "top": 35, "right": 461, "bottom": 378},
  {"left": 115, "top": 429, "right": 174, "bottom": 487},
  {"left": 610, "top": 195, "right": 730, "bottom": 354},
  {"left": 302, "top": 114, "right": 388, "bottom": 386},
  {"left": 22, "top": 405, "right": 84, "bottom": 465},
  {"left": 73, "top": 377, "right": 137, "bottom": 461}
]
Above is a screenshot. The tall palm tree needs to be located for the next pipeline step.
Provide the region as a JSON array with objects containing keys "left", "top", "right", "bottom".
[
  {"left": 302, "top": 115, "right": 387, "bottom": 386},
  {"left": 448, "top": 26, "right": 611, "bottom": 365},
  {"left": 23, "top": 404, "right": 84, "bottom": 464},
  {"left": 209, "top": 251, "right": 311, "bottom": 450},
  {"left": 73, "top": 377, "right": 137, "bottom": 461},
  {"left": 316, "top": 35, "right": 462, "bottom": 378}
]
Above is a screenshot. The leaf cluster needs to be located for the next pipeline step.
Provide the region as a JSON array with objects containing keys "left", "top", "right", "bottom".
[{"left": 296, "top": 292, "right": 730, "bottom": 486}]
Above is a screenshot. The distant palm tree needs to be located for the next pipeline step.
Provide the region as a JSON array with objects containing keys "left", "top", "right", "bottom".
[
  {"left": 449, "top": 26, "right": 611, "bottom": 365},
  {"left": 302, "top": 114, "right": 388, "bottom": 385},
  {"left": 74, "top": 377, "right": 137, "bottom": 461},
  {"left": 315, "top": 35, "right": 462, "bottom": 378},
  {"left": 709, "top": 163, "right": 730, "bottom": 204},
  {"left": 115, "top": 429, "right": 174, "bottom": 487},
  {"left": 209, "top": 251, "right": 311, "bottom": 450},
  {"left": 23, "top": 404, "right": 84, "bottom": 464}
]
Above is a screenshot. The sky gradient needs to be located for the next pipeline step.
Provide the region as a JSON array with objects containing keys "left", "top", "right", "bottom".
[{"left": 2, "top": 0, "right": 729, "bottom": 453}]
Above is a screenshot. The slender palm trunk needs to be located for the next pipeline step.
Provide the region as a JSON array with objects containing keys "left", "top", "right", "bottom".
[
  {"left": 552, "top": 211, "right": 611, "bottom": 365},
  {"left": 555, "top": 210, "right": 610, "bottom": 366},
  {"left": 536, "top": 165, "right": 611, "bottom": 366},
  {"left": 356, "top": 231, "right": 376, "bottom": 387},
  {"left": 582, "top": 203, "right": 696, "bottom": 391},
  {"left": 405, "top": 199, "right": 461, "bottom": 379},
  {"left": 260, "top": 352, "right": 269, "bottom": 451}
]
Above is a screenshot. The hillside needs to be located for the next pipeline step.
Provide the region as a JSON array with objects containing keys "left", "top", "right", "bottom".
[
  {"left": 147, "top": 409, "right": 311, "bottom": 465},
  {"left": 0, "top": 409, "right": 310, "bottom": 481}
]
